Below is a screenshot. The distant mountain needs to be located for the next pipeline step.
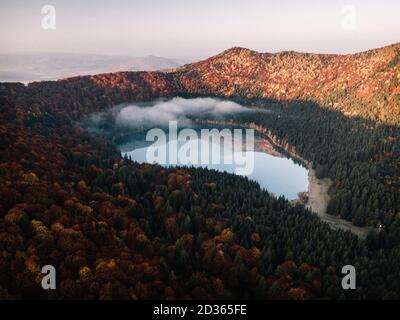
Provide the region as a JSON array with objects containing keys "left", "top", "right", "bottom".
[{"left": 0, "top": 52, "right": 188, "bottom": 83}]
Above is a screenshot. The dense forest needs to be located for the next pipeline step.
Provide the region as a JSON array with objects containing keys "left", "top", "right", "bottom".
[
  {"left": 232, "top": 102, "right": 400, "bottom": 231},
  {"left": 0, "top": 43, "right": 399, "bottom": 299}
]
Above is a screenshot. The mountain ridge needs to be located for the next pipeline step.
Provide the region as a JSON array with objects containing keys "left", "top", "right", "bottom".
[
  {"left": 172, "top": 42, "right": 400, "bottom": 72},
  {"left": 1, "top": 42, "right": 399, "bottom": 124},
  {"left": 170, "top": 42, "right": 400, "bottom": 124}
]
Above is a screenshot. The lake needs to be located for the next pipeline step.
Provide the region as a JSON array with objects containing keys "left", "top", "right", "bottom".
[{"left": 119, "top": 127, "right": 308, "bottom": 200}]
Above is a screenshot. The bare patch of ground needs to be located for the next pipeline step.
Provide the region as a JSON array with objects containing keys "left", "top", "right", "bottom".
[{"left": 305, "top": 163, "right": 373, "bottom": 239}]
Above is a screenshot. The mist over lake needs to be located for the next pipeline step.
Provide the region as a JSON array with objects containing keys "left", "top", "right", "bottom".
[{"left": 92, "top": 97, "right": 309, "bottom": 200}]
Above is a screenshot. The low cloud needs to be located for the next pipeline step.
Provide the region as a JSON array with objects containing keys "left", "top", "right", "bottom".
[{"left": 115, "top": 97, "right": 249, "bottom": 128}]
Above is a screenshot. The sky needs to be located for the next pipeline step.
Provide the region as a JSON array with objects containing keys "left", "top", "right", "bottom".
[{"left": 0, "top": 0, "right": 399, "bottom": 59}]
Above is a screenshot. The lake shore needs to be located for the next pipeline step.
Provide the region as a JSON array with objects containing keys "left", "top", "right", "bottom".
[
  {"left": 194, "top": 118, "right": 373, "bottom": 239},
  {"left": 305, "top": 163, "right": 372, "bottom": 239}
]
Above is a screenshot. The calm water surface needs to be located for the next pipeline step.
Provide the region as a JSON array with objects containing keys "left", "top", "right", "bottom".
[{"left": 119, "top": 129, "right": 308, "bottom": 200}]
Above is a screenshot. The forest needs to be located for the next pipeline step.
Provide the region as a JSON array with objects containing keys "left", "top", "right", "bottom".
[
  {"left": 0, "top": 43, "right": 399, "bottom": 300},
  {"left": 232, "top": 101, "right": 400, "bottom": 231}
]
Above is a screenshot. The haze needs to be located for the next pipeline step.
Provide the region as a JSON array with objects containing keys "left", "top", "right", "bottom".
[{"left": 0, "top": 0, "right": 399, "bottom": 59}]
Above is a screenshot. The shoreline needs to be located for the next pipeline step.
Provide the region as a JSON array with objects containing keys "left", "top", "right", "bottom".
[
  {"left": 194, "top": 118, "right": 373, "bottom": 239},
  {"left": 305, "top": 163, "right": 372, "bottom": 239}
]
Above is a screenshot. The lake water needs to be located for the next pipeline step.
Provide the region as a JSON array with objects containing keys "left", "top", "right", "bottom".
[{"left": 119, "top": 129, "right": 308, "bottom": 200}]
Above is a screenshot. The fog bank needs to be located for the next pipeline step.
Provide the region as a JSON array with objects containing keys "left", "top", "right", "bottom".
[{"left": 115, "top": 97, "right": 250, "bottom": 128}]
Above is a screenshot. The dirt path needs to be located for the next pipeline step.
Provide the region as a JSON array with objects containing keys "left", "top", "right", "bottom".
[{"left": 305, "top": 163, "right": 373, "bottom": 239}]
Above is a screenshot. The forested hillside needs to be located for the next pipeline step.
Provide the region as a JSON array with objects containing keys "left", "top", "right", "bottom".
[
  {"left": 173, "top": 43, "right": 400, "bottom": 124},
  {"left": 0, "top": 43, "right": 399, "bottom": 299},
  {"left": 230, "top": 102, "right": 400, "bottom": 228}
]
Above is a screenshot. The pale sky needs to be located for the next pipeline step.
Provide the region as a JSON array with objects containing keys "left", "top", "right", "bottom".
[{"left": 0, "top": 0, "right": 399, "bottom": 59}]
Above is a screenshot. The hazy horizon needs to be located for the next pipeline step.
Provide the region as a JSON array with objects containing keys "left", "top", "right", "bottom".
[
  {"left": 1, "top": 0, "right": 399, "bottom": 60},
  {"left": 1, "top": 40, "right": 399, "bottom": 60}
]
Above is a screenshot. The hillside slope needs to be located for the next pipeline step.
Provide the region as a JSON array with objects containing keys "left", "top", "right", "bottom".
[
  {"left": 172, "top": 43, "right": 400, "bottom": 124},
  {"left": 4, "top": 44, "right": 398, "bottom": 123}
]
